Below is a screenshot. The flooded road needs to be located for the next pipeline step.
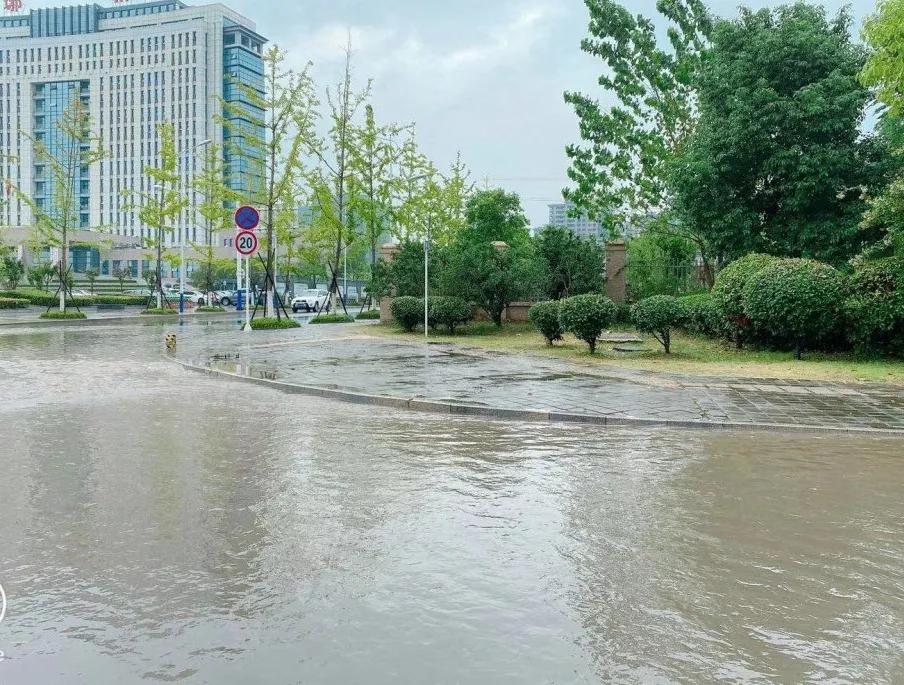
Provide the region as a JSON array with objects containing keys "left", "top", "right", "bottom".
[{"left": 1, "top": 322, "right": 903, "bottom": 683}]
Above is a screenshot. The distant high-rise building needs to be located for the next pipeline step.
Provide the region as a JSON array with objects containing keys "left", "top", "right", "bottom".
[
  {"left": 547, "top": 202, "right": 604, "bottom": 240},
  {"left": 0, "top": 1, "right": 265, "bottom": 247}
]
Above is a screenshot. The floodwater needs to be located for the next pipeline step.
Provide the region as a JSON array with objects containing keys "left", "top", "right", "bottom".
[{"left": 1, "top": 321, "right": 903, "bottom": 683}]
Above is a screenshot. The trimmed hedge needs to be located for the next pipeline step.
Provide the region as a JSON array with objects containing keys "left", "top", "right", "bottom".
[
  {"left": 390, "top": 296, "right": 423, "bottom": 332},
  {"left": 711, "top": 253, "right": 776, "bottom": 346},
  {"left": 196, "top": 306, "right": 226, "bottom": 313},
  {"left": 141, "top": 308, "right": 178, "bottom": 315},
  {"left": 743, "top": 258, "right": 845, "bottom": 359},
  {"left": 845, "top": 257, "right": 904, "bottom": 355},
  {"left": 559, "top": 294, "right": 617, "bottom": 353},
  {"left": 528, "top": 300, "right": 564, "bottom": 345},
  {"left": 94, "top": 295, "right": 147, "bottom": 306},
  {"left": 0, "top": 289, "right": 97, "bottom": 307},
  {"left": 40, "top": 310, "right": 86, "bottom": 320},
  {"left": 632, "top": 295, "right": 683, "bottom": 353},
  {"left": 678, "top": 293, "right": 731, "bottom": 339},
  {"left": 356, "top": 309, "right": 381, "bottom": 320},
  {"left": 429, "top": 296, "right": 473, "bottom": 334},
  {"left": 248, "top": 316, "right": 301, "bottom": 330},
  {"left": 310, "top": 314, "right": 354, "bottom": 324},
  {"left": 0, "top": 297, "right": 29, "bottom": 309}
]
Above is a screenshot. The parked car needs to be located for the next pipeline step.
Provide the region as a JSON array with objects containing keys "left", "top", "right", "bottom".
[
  {"left": 162, "top": 288, "right": 205, "bottom": 305},
  {"left": 214, "top": 290, "right": 233, "bottom": 305},
  {"left": 291, "top": 289, "right": 330, "bottom": 313},
  {"left": 222, "top": 288, "right": 265, "bottom": 307}
]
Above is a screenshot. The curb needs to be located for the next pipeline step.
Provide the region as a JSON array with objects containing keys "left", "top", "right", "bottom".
[{"left": 170, "top": 357, "right": 904, "bottom": 437}]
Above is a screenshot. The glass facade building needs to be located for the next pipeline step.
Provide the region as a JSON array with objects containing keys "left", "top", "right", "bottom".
[{"left": 0, "top": 1, "right": 266, "bottom": 247}]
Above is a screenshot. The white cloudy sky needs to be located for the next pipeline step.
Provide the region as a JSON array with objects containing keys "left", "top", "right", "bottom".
[{"left": 25, "top": 0, "right": 879, "bottom": 225}]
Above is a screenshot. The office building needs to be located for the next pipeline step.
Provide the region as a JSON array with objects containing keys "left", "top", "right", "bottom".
[
  {"left": 0, "top": 0, "right": 265, "bottom": 266},
  {"left": 547, "top": 202, "right": 605, "bottom": 240}
]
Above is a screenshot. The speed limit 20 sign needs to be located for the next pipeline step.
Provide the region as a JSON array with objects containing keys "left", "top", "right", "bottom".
[{"left": 235, "top": 229, "right": 259, "bottom": 257}]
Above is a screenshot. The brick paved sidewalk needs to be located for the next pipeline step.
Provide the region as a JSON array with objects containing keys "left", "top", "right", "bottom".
[{"left": 185, "top": 329, "right": 904, "bottom": 432}]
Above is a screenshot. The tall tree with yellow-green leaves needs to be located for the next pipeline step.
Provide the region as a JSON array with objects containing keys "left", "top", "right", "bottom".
[
  {"left": 226, "top": 46, "right": 319, "bottom": 318},
  {"left": 131, "top": 122, "right": 186, "bottom": 309},
  {"left": 15, "top": 96, "right": 105, "bottom": 312}
]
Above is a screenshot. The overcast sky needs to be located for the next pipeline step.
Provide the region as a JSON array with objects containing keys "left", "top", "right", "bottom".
[{"left": 27, "top": 0, "right": 879, "bottom": 225}]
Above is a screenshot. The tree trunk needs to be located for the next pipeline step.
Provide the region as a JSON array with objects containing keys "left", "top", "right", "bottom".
[{"left": 663, "top": 330, "right": 671, "bottom": 354}]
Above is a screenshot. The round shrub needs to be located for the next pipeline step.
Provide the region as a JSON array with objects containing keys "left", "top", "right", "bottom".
[
  {"left": 844, "top": 257, "right": 904, "bottom": 355},
  {"left": 743, "top": 258, "right": 845, "bottom": 359},
  {"left": 677, "top": 293, "right": 731, "bottom": 339},
  {"left": 528, "top": 300, "right": 564, "bottom": 346},
  {"left": 631, "top": 295, "right": 683, "bottom": 353},
  {"left": 559, "top": 294, "right": 617, "bottom": 353},
  {"left": 429, "top": 296, "right": 472, "bottom": 334},
  {"left": 390, "top": 295, "right": 423, "bottom": 332},
  {"left": 0, "top": 297, "right": 29, "bottom": 309},
  {"left": 711, "top": 253, "right": 776, "bottom": 345}
]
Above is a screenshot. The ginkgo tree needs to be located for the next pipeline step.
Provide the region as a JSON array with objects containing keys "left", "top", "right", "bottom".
[
  {"left": 130, "top": 122, "right": 186, "bottom": 309},
  {"left": 15, "top": 96, "right": 105, "bottom": 312}
]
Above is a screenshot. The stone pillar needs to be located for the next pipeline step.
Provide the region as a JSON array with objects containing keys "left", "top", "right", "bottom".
[
  {"left": 605, "top": 240, "right": 627, "bottom": 304},
  {"left": 379, "top": 243, "right": 400, "bottom": 323}
]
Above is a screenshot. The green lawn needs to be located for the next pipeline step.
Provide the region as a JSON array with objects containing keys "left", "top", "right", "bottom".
[{"left": 362, "top": 321, "right": 904, "bottom": 384}]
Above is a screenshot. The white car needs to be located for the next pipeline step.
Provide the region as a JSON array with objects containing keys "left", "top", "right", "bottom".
[
  {"left": 291, "top": 289, "right": 329, "bottom": 313},
  {"left": 172, "top": 289, "right": 206, "bottom": 305}
]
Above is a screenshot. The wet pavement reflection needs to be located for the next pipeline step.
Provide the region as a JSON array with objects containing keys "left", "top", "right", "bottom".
[{"left": 1, "top": 321, "right": 903, "bottom": 683}]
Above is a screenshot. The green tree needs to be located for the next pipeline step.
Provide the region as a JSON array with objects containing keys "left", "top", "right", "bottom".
[
  {"left": 130, "top": 122, "right": 186, "bottom": 309},
  {"left": 535, "top": 226, "right": 604, "bottom": 300},
  {"left": 564, "top": 0, "right": 712, "bottom": 231},
  {"left": 191, "top": 143, "right": 242, "bottom": 298},
  {"left": 349, "top": 104, "right": 406, "bottom": 266},
  {"left": 113, "top": 265, "right": 134, "bottom": 293},
  {"left": 670, "top": 4, "right": 880, "bottom": 265},
  {"left": 84, "top": 267, "right": 98, "bottom": 294},
  {"left": 462, "top": 189, "right": 531, "bottom": 247},
  {"left": 0, "top": 254, "right": 24, "bottom": 290},
  {"left": 13, "top": 97, "right": 105, "bottom": 311},
  {"left": 304, "top": 42, "right": 370, "bottom": 315},
  {"left": 228, "top": 45, "right": 318, "bottom": 318},
  {"left": 859, "top": 4, "right": 904, "bottom": 259},
  {"left": 443, "top": 193, "right": 539, "bottom": 326},
  {"left": 625, "top": 229, "right": 700, "bottom": 299}
]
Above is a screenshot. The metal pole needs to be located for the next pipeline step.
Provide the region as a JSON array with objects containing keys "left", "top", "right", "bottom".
[
  {"left": 244, "top": 256, "right": 251, "bottom": 331},
  {"left": 179, "top": 240, "right": 185, "bottom": 314},
  {"left": 424, "top": 228, "right": 429, "bottom": 340},
  {"left": 343, "top": 243, "right": 347, "bottom": 308}
]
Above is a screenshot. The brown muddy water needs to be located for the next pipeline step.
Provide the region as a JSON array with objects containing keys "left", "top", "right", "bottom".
[{"left": 1, "top": 321, "right": 903, "bottom": 683}]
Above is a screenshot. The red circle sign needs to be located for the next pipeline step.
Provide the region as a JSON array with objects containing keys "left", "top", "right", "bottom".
[{"left": 235, "top": 229, "right": 259, "bottom": 257}]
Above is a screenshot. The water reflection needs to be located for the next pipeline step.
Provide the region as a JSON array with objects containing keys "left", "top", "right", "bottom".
[{"left": 1, "top": 324, "right": 903, "bottom": 683}]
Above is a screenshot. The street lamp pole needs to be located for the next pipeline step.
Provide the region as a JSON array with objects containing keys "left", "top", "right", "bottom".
[
  {"left": 180, "top": 139, "right": 212, "bottom": 314},
  {"left": 424, "top": 222, "right": 429, "bottom": 340},
  {"left": 153, "top": 183, "right": 164, "bottom": 309}
]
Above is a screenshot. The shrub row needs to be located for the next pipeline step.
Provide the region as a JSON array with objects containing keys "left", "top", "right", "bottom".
[
  {"left": 355, "top": 309, "right": 381, "bottom": 320},
  {"left": 390, "top": 296, "right": 474, "bottom": 334},
  {"left": 310, "top": 314, "right": 354, "bottom": 324},
  {"left": 40, "top": 310, "right": 86, "bottom": 320},
  {"left": 0, "top": 297, "right": 29, "bottom": 309},
  {"left": 0, "top": 290, "right": 146, "bottom": 307},
  {"left": 528, "top": 294, "right": 617, "bottom": 353}
]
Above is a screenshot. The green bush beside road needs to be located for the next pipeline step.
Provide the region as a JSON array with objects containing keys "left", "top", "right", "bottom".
[
  {"left": 528, "top": 300, "right": 564, "bottom": 346},
  {"left": 559, "top": 294, "right": 617, "bottom": 354},
  {"left": 0, "top": 297, "right": 29, "bottom": 309},
  {"left": 249, "top": 317, "right": 301, "bottom": 330},
  {"left": 40, "top": 310, "right": 86, "bottom": 320}
]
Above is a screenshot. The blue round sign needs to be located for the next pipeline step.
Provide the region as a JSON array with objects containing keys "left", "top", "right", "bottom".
[{"left": 234, "top": 205, "right": 260, "bottom": 230}]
